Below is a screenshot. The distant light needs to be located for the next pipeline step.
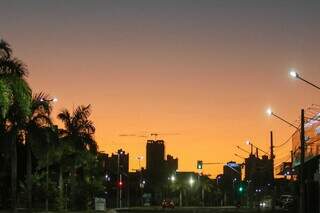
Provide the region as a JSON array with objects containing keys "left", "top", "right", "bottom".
[
  {"left": 170, "top": 175, "right": 176, "bottom": 182},
  {"left": 266, "top": 108, "right": 272, "bottom": 116},
  {"left": 189, "top": 177, "right": 195, "bottom": 186},
  {"left": 246, "top": 140, "right": 251, "bottom": 145},
  {"left": 52, "top": 97, "right": 58, "bottom": 102},
  {"left": 142, "top": 180, "right": 146, "bottom": 184},
  {"left": 289, "top": 69, "right": 298, "bottom": 78}
]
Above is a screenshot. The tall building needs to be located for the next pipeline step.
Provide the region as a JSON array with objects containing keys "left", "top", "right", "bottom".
[
  {"left": 146, "top": 140, "right": 165, "bottom": 177},
  {"left": 145, "top": 139, "right": 178, "bottom": 204}
]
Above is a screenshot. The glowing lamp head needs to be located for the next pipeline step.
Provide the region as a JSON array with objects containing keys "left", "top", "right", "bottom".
[
  {"left": 289, "top": 69, "right": 298, "bottom": 78},
  {"left": 246, "top": 140, "right": 251, "bottom": 145},
  {"left": 52, "top": 97, "right": 58, "bottom": 102},
  {"left": 266, "top": 108, "right": 272, "bottom": 116}
]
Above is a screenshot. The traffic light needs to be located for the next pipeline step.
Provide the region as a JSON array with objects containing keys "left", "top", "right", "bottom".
[
  {"left": 117, "top": 180, "right": 123, "bottom": 188},
  {"left": 238, "top": 186, "right": 244, "bottom": 193},
  {"left": 197, "top": 160, "right": 203, "bottom": 169}
]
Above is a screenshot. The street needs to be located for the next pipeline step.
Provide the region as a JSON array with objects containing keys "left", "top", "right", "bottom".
[{"left": 108, "top": 207, "right": 288, "bottom": 213}]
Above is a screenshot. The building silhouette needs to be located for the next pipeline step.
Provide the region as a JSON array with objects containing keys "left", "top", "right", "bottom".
[
  {"left": 221, "top": 161, "right": 242, "bottom": 205},
  {"left": 146, "top": 140, "right": 165, "bottom": 177},
  {"left": 145, "top": 140, "right": 178, "bottom": 204}
]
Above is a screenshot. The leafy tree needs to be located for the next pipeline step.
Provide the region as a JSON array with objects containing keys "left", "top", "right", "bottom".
[{"left": 0, "top": 39, "right": 32, "bottom": 212}]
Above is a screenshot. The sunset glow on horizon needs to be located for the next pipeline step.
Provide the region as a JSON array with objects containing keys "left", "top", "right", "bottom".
[{"left": 1, "top": 0, "right": 320, "bottom": 177}]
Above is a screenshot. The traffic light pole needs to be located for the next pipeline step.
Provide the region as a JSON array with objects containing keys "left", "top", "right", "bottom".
[{"left": 120, "top": 174, "right": 122, "bottom": 208}]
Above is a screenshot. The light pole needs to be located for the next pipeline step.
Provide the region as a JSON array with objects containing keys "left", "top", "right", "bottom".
[
  {"left": 289, "top": 69, "right": 320, "bottom": 90},
  {"left": 266, "top": 108, "right": 299, "bottom": 129},
  {"left": 41, "top": 97, "right": 58, "bottom": 213},
  {"left": 245, "top": 140, "right": 269, "bottom": 157},
  {"left": 266, "top": 108, "right": 305, "bottom": 213},
  {"left": 117, "top": 150, "right": 124, "bottom": 208},
  {"left": 137, "top": 156, "right": 143, "bottom": 169}
]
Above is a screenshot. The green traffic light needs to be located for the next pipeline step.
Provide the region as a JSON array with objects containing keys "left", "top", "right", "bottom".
[{"left": 238, "top": 186, "right": 243, "bottom": 192}]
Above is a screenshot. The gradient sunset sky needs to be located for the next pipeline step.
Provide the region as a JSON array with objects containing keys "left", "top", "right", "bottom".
[{"left": 1, "top": 0, "right": 320, "bottom": 177}]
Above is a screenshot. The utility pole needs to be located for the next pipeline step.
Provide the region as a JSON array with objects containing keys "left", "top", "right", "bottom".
[
  {"left": 299, "top": 109, "right": 305, "bottom": 213},
  {"left": 270, "top": 131, "right": 274, "bottom": 179},
  {"left": 291, "top": 151, "right": 294, "bottom": 180},
  {"left": 270, "top": 131, "right": 275, "bottom": 211}
]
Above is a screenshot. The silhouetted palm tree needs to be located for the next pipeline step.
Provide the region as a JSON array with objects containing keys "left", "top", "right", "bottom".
[
  {"left": 25, "top": 92, "right": 53, "bottom": 212},
  {"left": 57, "top": 105, "right": 98, "bottom": 210},
  {"left": 0, "top": 39, "right": 32, "bottom": 212}
]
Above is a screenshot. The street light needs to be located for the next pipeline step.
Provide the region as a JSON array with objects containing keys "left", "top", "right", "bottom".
[
  {"left": 137, "top": 156, "right": 143, "bottom": 169},
  {"left": 245, "top": 140, "right": 268, "bottom": 156},
  {"left": 40, "top": 97, "right": 58, "bottom": 102},
  {"left": 116, "top": 150, "right": 124, "bottom": 208},
  {"left": 289, "top": 69, "right": 320, "bottom": 90},
  {"left": 266, "top": 107, "right": 306, "bottom": 213},
  {"left": 266, "top": 108, "right": 299, "bottom": 129},
  {"left": 39, "top": 97, "right": 58, "bottom": 213}
]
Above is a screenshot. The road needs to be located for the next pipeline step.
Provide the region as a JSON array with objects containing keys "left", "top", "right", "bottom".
[{"left": 107, "top": 206, "right": 288, "bottom": 213}]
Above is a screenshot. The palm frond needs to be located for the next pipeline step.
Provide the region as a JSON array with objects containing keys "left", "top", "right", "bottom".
[
  {"left": 0, "top": 57, "right": 28, "bottom": 77},
  {"left": 73, "top": 104, "right": 91, "bottom": 121},
  {"left": 0, "top": 39, "right": 12, "bottom": 59},
  {"left": 57, "top": 109, "right": 71, "bottom": 130},
  {"left": 31, "top": 92, "right": 53, "bottom": 114}
]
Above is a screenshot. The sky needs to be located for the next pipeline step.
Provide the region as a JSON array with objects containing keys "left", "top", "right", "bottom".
[{"left": 1, "top": 0, "right": 320, "bottom": 177}]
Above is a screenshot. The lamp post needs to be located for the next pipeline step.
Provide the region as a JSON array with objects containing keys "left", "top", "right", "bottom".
[
  {"left": 289, "top": 69, "right": 320, "bottom": 90},
  {"left": 137, "top": 156, "right": 143, "bottom": 169},
  {"left": 266, "top": 108, "right": 305, "bottom": 213},
  {"left": 117, "top": 150, "right": 124, "bottom": 208},
  {"left": 245, "top": 140, "right": 269, "bottom": 157},
  {"left": 40, "top": 97, "right": 58, "bottom": 213}
]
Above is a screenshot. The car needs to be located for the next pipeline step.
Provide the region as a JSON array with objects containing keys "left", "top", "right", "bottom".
[
  {"left": 161, "top": 199, "right": 174, "bottom": 208},
  {"left": 279, "top": 195, "right": 295, "bottom": 209}
]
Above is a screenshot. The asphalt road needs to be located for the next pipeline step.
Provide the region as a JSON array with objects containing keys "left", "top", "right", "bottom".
[{"left": 107, "top": 206, "right": 288, "bottom": 213}]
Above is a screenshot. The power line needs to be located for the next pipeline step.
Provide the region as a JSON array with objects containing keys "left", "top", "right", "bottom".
[{"left": 274, "top": 131, "right": 298, "bottom": 148}]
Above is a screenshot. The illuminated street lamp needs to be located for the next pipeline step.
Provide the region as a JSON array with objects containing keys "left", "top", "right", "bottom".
[
  {"left": 266, "top": 107, "right": 306, "bottom": 213},
  {"left": 289, "top": 69, "right": 320, "bottom": 90},
  {"left": 266, "top": 108, "right": 299, "bottom": 129},
  {"left": 40, "top": 97, "right": 58, "bottom": 102},
  {"left": 38, "top": 96, "right": 58, "bottom": 213}
]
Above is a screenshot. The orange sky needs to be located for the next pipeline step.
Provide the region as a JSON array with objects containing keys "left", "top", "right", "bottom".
[{"left": 1, "top": 0, "right": 320, "bottom": 177}]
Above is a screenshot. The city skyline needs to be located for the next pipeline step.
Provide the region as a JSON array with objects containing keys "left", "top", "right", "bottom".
[{"left": 1, "top": 0, "right": 320, "bottom": 176}]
